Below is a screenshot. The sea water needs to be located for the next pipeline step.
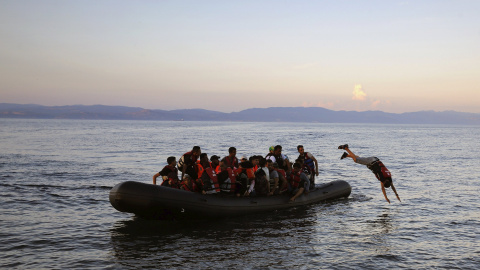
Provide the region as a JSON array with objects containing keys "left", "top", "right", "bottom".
[{"left": 0, "top": 119, "right": 479, "bottom": 269}]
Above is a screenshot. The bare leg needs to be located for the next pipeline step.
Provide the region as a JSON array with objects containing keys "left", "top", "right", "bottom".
[{"left": 344, "top": 147, "right": 358, "bottom": 162}]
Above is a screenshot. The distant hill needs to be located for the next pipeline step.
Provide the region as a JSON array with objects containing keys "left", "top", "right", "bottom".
[{"left": 1, "top": 103, "right": 479, "bottom": 125}]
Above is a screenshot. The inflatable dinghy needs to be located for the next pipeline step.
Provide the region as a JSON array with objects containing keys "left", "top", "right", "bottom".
[{"left": 109, "top": 180, "right": 351, "bottom": 220}]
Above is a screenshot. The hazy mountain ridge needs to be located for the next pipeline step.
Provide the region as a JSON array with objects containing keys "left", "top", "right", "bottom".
[{"left": 1, "top": 103, "right": 479, "bottom": 125}]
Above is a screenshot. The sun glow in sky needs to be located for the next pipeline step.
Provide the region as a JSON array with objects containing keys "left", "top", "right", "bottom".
[{"left": 1, "top": 0, "right": 479, "bottom": 113}]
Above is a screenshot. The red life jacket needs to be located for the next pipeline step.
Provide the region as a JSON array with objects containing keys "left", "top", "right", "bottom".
[
  {"left": 367, "top": 158, "right": 392, "bottom": 182},
  {"left": 181, "top": 181, "right": 197, "bottom": 192},
  {"left": 220, "top": 167, "right": 237, "bottom": 193},
  {"left": 275, "top": 168, "right": 287, "bottom": 180},
  {"left": 205, "top": 167, "right": 220, "bottom": 193},
  {"left": 289, "top": 171, "right": 302, "bottom": 189},
  {"left": 224, "top": 156, "right": 238, "bottom": 169},
  {"left": 377, "top": 160, "right": 391, "bottom": 180},
  {"left": 161, "top": 176, "right": 180, "bottom": 189}
]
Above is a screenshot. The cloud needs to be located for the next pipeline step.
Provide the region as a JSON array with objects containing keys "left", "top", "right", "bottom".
[
  {"left": 371, "top": 99, "right": 392, "bottom": 109},
  {"left": 371, "top": 100, "right": 381, "bottom": 107},
  {"left": 352, "top": 84, "right": 367, "bottom": 101}
]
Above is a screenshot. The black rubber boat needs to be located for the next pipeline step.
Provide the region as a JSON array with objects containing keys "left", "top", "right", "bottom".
[{"left": 109, "top": 180, "right": 351, "bottom": 220}]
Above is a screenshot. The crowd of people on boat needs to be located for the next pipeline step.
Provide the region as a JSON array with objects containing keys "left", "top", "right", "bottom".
[
  {"left": 153, "top": 145, "right": 319, "bottom": 202},
  {"left": 153, "top": 143, "right": 401, "bottom": 203}
]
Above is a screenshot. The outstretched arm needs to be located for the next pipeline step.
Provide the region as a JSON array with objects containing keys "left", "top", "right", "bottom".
[
  {"left": 381, "top": 182, "right": 390, "bottom": 203},
  {"left": 390, "top": 182, "right": 401, "bottom": 202}
]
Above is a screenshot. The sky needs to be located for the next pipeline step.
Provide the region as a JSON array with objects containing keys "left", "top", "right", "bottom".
[{"left": 1, "top": 0, "right": 479, "bottom": 113}]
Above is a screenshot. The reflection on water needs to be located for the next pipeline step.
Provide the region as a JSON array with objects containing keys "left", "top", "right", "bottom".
[
  {"left": 367, "top": 212, "right": 396, "bottom": 255},
  {"left": 368, "top": 212, "right": 395, "bottom": 234},
  {"left": 109, "top": 207, "right": 319, "bottom": 269}
]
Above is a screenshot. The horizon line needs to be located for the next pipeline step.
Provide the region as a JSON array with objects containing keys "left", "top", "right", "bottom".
[{"left": 2, "top": 102, "right": 479, "bottom": 115}]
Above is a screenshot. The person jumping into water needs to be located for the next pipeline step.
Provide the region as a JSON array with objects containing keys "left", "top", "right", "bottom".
[{"left": 338, "top": 144, "right": 401, "bottom": 203}]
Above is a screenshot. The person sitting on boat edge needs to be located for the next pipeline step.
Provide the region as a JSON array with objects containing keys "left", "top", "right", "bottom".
[
  {"left": 297, "top": 145, "right": 319, "bottom": 188},
  {"left": 153, "top": 156, "right": 180, "bottom": 188},
  {"left": 179, "top": 146, "right": 201, "bottom": 181},
  {"left": 196, "top": 153, "right": 221, "bottom": 195},
  {"left": 338, "top": 144, "right": 401, "bottom": 203},
  {"left": 288, "top": 162, "right": 311, "bottom": 202},
  {"left": 222, "top": 147, "right": 239, "bottom": 169}
]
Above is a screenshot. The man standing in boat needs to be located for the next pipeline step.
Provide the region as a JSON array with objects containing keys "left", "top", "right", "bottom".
[
  {"left": 179, "top": 146, "right": 201, "bottom": 181},
  {"left": 338, "top": 144, "right": 401, "bottom": 203}
]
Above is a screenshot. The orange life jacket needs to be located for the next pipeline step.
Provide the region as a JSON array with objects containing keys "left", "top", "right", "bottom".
[
  {"left": 212, "top": 163, "right": 221, "bottom": 174},
  {"left": 197, "top": 162, "right": 220, "bottom": 194}
]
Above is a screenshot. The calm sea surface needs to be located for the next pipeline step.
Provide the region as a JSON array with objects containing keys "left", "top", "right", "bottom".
[{"left": 1, "top": 119, "right": 479, "bottom": 269}]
